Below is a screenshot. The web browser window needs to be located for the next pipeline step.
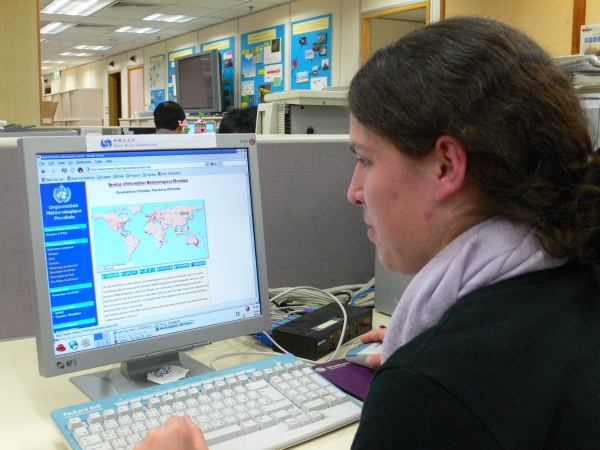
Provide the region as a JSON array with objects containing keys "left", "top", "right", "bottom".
[{"left": 36, "top": 147, "right": 260, "bottom": 357}]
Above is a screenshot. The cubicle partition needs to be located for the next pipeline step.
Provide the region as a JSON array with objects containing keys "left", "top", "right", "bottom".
[
  {"left": 0, "top": 135, "right": 374, "bottom": 341},
  {"left": 0, "top": 138, "right": 34, "bottom": 341},
  {"left": 256, "top": 135, "right": 373, "bottom": 288}
]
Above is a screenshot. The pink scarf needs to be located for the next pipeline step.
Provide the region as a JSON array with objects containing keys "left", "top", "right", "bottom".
[{"left": 381, "top": 217, "right": 566, "bottom": 362}]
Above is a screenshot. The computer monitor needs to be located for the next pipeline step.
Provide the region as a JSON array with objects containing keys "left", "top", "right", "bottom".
[
  {"left": 175, "top": 49, "right": 223, "bottom": 115},
  {"left": 122, "top": 126, "right": 157, "bottom": 135},
  {"left": 19, "top": 133, "right": 270, "bottom": 400}
]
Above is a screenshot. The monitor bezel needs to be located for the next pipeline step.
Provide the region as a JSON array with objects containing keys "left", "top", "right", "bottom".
[
  {"left": 175, "top": 49, "right": 224, "bottom": 115},
  {"left": 19, "top": 134, "right": 270, "bottom": 379}
]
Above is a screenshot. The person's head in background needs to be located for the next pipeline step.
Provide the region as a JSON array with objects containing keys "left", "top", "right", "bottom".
[
  {"left": 347, "top": 16, "right": 598, "bottom": 275},
  {"left": 218, "top": 106, "right": 258, "bottom": 133},
  {"left": 154, "top": 101, "right": 185, "bottom": 133}
]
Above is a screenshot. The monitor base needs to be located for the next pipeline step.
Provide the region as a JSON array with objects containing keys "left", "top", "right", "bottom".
[{"left": 70, "top": 352, "right": 212, "bottom": 400}]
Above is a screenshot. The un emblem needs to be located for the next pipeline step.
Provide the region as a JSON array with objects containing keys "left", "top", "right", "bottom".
[
  {"left": 53, "top": 184, "right": 72, "bottom": 203},
  {"left": 100, "top": 139, "right": 112, "bottom": 148}
]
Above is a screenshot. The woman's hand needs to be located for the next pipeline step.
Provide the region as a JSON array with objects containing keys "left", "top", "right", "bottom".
[
  {"left": 359, "top": 327, "right": 387, "bottom": 369},
  {"left": 133, "top": 415, "right": 208, "bottom": 450}
]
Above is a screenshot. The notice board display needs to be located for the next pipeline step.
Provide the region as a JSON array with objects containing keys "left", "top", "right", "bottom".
[{"left": 240, "top": 25, "right": 285, "bottom": 107}]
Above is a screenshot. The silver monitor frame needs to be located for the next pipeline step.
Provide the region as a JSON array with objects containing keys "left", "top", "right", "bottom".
[{"left": 19, "top": 134, "right": 270, "bottom": 399}]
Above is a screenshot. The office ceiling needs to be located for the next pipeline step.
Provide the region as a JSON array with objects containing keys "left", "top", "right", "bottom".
[{"left": 40, "top": 0, "right": 295, "bottom": 76}]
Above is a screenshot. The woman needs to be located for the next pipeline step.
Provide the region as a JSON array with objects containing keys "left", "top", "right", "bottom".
[{"left": 136, "top": 17, "right": 600, "bottom": 449}]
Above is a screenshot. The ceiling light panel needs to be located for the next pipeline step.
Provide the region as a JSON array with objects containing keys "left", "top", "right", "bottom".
[
  {"left": 40, "top": 22, "right": 74, "bottom": 34},
  {"left": 143, "top": 14, "right": 197, "bottom": 23},
  {"left": 75, "top": 45, "right": 112, "bottom": 50},
  {"left": 115, "top": 26, "right": 163, "bottom": 34},
  {"left": 60, "top": 52, "right": 93, "bottom": 56},
  {"left": 42, "top": 0, "right": 112, "bottom": 16}
]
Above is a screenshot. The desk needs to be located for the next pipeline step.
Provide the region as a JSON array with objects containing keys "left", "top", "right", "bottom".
[{"left": 1, "top": 311, "right": 389, "bottom": 450}]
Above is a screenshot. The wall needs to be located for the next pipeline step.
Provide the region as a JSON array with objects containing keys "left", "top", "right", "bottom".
[
  {"left": 0, "top": 0, "right": 41, "bottom": 126},
  {"left": 445, "top": 0, "right": 573, "bottom": 56},
  {"left": 587, "top": 2, "right": 600, "bottom": 24}
]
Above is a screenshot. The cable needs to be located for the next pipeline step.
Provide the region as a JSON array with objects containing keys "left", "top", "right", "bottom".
[{"left": 211, "top": 280, "right": 376, "bottom": 368}]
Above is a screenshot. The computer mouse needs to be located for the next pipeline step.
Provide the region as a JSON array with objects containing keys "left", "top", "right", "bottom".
[{"left": 345, "top": 342, "right": 382, "bottom": 367}]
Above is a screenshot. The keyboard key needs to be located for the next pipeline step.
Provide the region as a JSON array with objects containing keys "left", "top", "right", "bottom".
[
  {"left": 72, "top": 426, "right": 90, "bottom": 442},
  {"left": 147, "top": 398, "right": 161, "bottom": 410},
  {"left": 84, "top": 442, "right": 112, "bottom": 450},
  {"left": 67, "top": 417, "right": 85, "bottom": 431},
  {"left": 88, "top": 423, "right": 104, "bottom": 435},
  {"left": 308, "top": 411, "right": 324, "bottom": 422},
  {"left": 116, "top": 405, "right": 130, "bottom": 417},
  {"left": 111, "top": 438, "right": 127, "bottom": 449},
  {"left": 240, "top": 419, "right": 260, "bottom": 434},
  {"left": 260, "top": 399, "right": 294, "bottom": 415},
  {"left": 284, "top": 417, "right": 301, "bottom": 429},
  {"left": 271, "top": 410, "right": 291, "bottom": 424},
  {"left": 160, "top": 394, "right": 175, "bottom": 406},
  {"left": 101, "top": 409, "right": 116, "bottom": 421},
  {"left": 101, "top": 430, "right": 118, "bottom": 442},
  {"left": 301, "top": 399, "right": 328, "bottom": 413},
  {"left": 130, "top": 401, "right": 144, "bottom": 413},
  {"left": 204, "top": 424, "right": 243, "bottom": 445},
  {"left": 256, "top": 415, "right": 275, "bottom": 429},
  {"left": 78, "top": 434, "right": 103, "bottom": 449},
  {"left": 86, "top": 412, "right": 102, "bottom": 425}
]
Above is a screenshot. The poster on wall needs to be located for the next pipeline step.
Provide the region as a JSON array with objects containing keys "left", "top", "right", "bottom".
[
  {"left": 168, "top": 46, "right": 195, "bottom": 102},
  {"left": 291, "top": 14, "right": 332, "bottom": 90},
  {"left": 240, "top": 25, "right": 285, "bottom": 107},
  {"left": 149, "top": 54, "right": 166, "bottom": 111},
  {"left": 202, "top": 37, "right": 235, "bottom": 111},
  {"left": 581, "top": 24, "right": 600, "bottom": 55}
]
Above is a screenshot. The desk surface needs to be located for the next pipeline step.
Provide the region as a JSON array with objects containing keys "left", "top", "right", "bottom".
[{"left": 2, "top": 311, "right": 389, "bottom": 450}]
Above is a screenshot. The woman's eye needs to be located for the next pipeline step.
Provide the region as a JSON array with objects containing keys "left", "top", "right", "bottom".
[{"left": 356, "top": 156, "right": 370, "bottom": 166}]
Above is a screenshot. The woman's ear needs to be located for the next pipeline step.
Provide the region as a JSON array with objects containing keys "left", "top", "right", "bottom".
[{"left": 433, "top": 135, "right": 468, "bottom": 203}]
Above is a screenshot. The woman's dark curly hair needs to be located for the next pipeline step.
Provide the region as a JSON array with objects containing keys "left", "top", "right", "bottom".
[{"left": 349, "top": 16, "right": 600, "bottom": 263}]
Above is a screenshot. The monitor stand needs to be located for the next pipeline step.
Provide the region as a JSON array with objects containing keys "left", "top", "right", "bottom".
[{"left": 70, "top": 352, "right": 212, "bottom": 400}]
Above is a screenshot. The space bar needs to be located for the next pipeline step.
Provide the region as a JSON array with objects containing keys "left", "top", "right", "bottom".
[{"left": 210, "top": 402, "right": 361, "bottom": 450}]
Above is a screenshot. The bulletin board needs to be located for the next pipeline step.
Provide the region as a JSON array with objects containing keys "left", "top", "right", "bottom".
[
  {"left": 149, "top": 54, "right": 165, "bottom": 111},
  {"left": 202, "top": 37, "right": 235, "bottom": 111},
  {"left": 291, "top": 14, "right": 332, "bottom": 91},
  {"left": 168, "top": 46, "right": 195, "bottom": 102},
  {"left": 240, "top": 25, "right": 285, "bottom": 107}
]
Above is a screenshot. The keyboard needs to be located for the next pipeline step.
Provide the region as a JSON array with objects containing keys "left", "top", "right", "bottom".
[{"left": 52, "top": 353, "right": 362, "bottom": 450}]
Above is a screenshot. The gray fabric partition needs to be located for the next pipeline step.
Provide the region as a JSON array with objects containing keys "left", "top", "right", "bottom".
[
  {"left": 0, "top": 144, "right": 34, "bottom": 341},
  {"left": 257, "top": 137, "right": 374, "bottom": 289},
  {"left": 0, "top": 137, "right": 374, "bottom": 341}
]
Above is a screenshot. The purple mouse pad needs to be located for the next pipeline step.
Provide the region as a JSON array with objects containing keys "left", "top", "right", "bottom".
[{"left": 311, "top": 358, "right": 375, "bottom": 401}]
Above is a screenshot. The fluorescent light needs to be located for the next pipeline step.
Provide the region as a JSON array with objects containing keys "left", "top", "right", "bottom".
[
  {"left": 42, "top": 0, "right": 112, "bottom": 16},
  {"left": 115, "top": 26, "right": 162, "bottom": 34},
  {"left": 143, "top": 14, "right": 196, "bottom": 23},
  {"left": 60, "top": 52, "right": 92, "bottom": 56},
  {"left": 40, "top": 22, "right": 73, "bottom": 34},
  {"left": 43, "top": 60, "right": 66, "bottom": 64},
  {"left": 75, "top": 45, "right": 112, "bottom": 50}
]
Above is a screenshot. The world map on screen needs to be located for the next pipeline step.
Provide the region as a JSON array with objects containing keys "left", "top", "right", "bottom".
[{"left": 92, "top": 200, "right": 208, "bottom": 268}]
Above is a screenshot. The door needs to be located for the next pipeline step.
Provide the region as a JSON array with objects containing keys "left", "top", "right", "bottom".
[
  {"left": 108, "top": 71, "right": 121, "bottom": 126},
  {"left": 128, "top": 66, "right": 144, "bottom": 117},
  {"left": 361, "top": 2, "right": 429, "bottom": 66}
]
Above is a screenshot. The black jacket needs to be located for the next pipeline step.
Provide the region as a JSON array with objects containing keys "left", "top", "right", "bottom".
[{"left": 352, "top": 262, "right": 600, "bottom": 449}]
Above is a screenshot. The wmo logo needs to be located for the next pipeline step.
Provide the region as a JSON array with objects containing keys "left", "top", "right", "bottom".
[{"left": 53, "top": 184, "right": 72, "bottom": 203}]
